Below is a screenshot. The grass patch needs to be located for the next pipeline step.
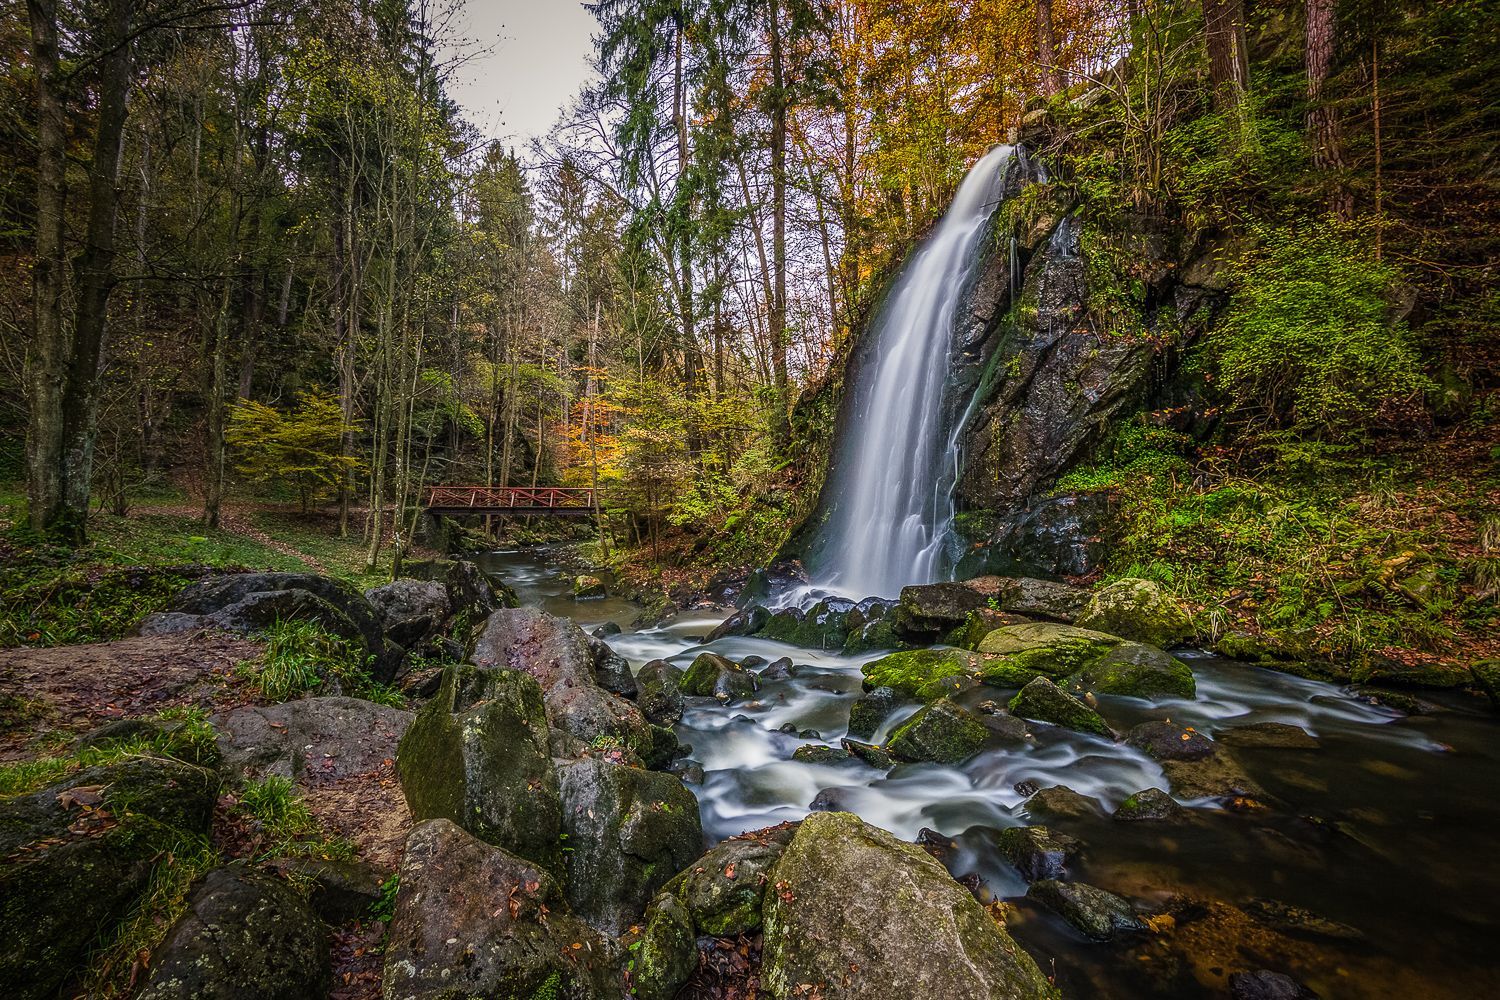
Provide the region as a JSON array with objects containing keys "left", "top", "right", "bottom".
[
  {"left": 248, "top": 510, "right": 394, "bottom": 590},
  {"left": 236, "top": 774, "right": 357, "bottom": 863},
  {"left": 0, "top": 707, "right": 219, "bottom": 799},
  {"left": 242, "top": 619, "right": 406, "bottom": 707}
]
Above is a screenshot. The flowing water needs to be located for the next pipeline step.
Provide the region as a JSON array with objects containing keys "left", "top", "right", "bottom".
[
  {"left": 811, "top": 145, "right": 1016, "bottom": 599},
  {"left": 480, "top": 549, "right": 1500, "bottom": 1000}
]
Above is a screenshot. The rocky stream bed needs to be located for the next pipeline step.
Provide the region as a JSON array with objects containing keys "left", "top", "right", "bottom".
[{"left": 1, "top": 548, "right": 1497, "bottom": 1000}]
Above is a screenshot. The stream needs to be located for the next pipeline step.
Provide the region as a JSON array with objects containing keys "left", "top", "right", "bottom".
[{"left": 477, "top": 547, "right": 1500, "bottom": 1000}]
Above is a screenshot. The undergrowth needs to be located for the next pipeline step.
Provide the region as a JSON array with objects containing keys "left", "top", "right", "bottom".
[
  {"left": 0, "top": 706, "right": 219, "bottom": 799},
  {"left": 1056, "top": 418, "right": 1497, "bottom": 661},
  {"left": 242, "top": 619, "right": 405, "bottom": 707},
  {"left": 236, "top": 774, "right": 357, "bottom": 863}
]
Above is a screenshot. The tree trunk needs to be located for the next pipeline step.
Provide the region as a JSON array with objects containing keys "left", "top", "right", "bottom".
[
  {"left": 768, "top": 0, "right": 790, "bottom": 444},
  {"left": 24, "top": 0, "right": 70, "bottom": 537},
  {"left": 1035, "top": 0, "right": 1064, "bottom": 97},
  {"left": 1202, "top": 0, "right": 1250, "bottom": 112},
  {"left": 1305, "top": 0, "right": 1350, "bottom": 218}
]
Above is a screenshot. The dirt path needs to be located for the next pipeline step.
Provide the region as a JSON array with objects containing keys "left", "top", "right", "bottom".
[
  {"left": 0, "top": 632, "right": 265, "bottom": 759},
  {"left": 133, "top": 501, "right": 333, "bottom": 574}
]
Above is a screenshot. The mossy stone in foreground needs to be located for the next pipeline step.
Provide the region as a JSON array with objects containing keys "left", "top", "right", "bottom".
[
  {"left": 1469, "top": 660, "right": 1500, "bottom": 708},
  {"left": 0, "top": 757, "right": 217, "bottom": 1000},
  {"left": 1009, "top": 677, "right": 1112, "bottom": 737},
  {"left": 886, "top": 698, "right": 990, "bottom": 763},
  {"left": 395, "top": 664, "right": 562, "bottom": 872},
  {"left": 631, "top": 893, "right": 697, "bottom": 1000},
  {"left": 557, "top": 758, "right": 703, "bottom": 935},
  {"left": 760, "top": 811, "right": 1058, "bottom": 1000},
  {"left": 663, "top": 825, "right": 794, "bottom": 937},
  {"left": 136, "top": 865, "right": 330, "bottom": 1000},
  {"left": 681, "top": 652, "right": 759, "bottom": 702}
]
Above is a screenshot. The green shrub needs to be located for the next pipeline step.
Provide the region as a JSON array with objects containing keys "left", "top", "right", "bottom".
[
  {"left": 247, "top": 619, "right": 406, "bottom": 706},
  {"left": 1212, "top": 223, "right": 1431, "bottom": 438}
]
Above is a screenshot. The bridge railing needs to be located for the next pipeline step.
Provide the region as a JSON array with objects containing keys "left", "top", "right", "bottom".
[{"left": 424, "top": 485, "right": 600, "bottom": 512}]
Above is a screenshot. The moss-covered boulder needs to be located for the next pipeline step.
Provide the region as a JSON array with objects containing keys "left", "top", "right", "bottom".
[
  {"left": 0, "top": 758, "right": 217, "bottom": 1000},
  {"left": 847, "top": 685, "right": 903, "bottom": 738},
  {"left": 1026, "top": 879, "right": 1145, "bottom": 941},
  {"left": 396, "top": 664, "right": 561, "bottom": 871},
  {"left": 886, "top": 698, "right": 990, "bottom": 763},
  {"left": 136, "top": 865, "right": 330, "bottom": 1000},
  {"left": 630, "top": 893, "right": 696, "bottom": 1000},
  {"left": 985, "top": 576, "right": 1090, "bottom": 622},
  {"left": 1076, "top": 577, "right": 1192, "bottom": 648},
  {"left": 1159, "top": 750, "right": 1264, "bottom": 800},
  {"left": 382, "top": 819, "right": 617, "bottom": 1000},
  {"left": 760, "top": 811, "right": 1057, "bottom": 1000},
  {"left": 976, "top": 621, "right": 1120, "bottom": 671},
  {"left": 636, "top": 659, "right": 686, "bottom": 725},
  {"left": 840, "top": 739, "right": 898, "bottom": 769},
  {"left": 996, "top": 825, "right": 1082, "bottom": 881},
  {"left": 681, "top": 652, "right": 759, "bottom": 702},
  {"left": 472, "top": 608, "right": 656, "bottom": 758},
  {"left": 898, "top": 582, "right": 991, "bottom": 631},
  {"left": 663, "top": 823, "right": 795, "bottom": 937},
  {"left": 862, "top": 648, "right": 978, "bottom": 701},
  {"left": 1009, "top": 677, "right": 1112, "bottom": 736},
  {"left": 1067, "top": 642, "right": 1196, "bottom": 700},
  {"left": 952, "top": 608, "right": 1032, "bottom": 649},
  {"left": 1113, "top": 787, "right": 1184, "bottom": 822},
  {"left": 558, "top": 759, "right": 704, "bottom": 935}
]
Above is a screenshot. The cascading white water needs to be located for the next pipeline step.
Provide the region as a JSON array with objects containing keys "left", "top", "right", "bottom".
[{"left": 812, "top": 145, "right": 1015, "bottom": 598}]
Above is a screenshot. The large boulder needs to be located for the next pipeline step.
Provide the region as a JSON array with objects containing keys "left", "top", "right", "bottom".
[
  {"left": 1068, "top": 642, "right": 1196, "bottom": 700},
  {"left": 977, "top": 621, "right": 1121, "bottom": 672},
  {"left": 1076, "top": 578, "right": 1193, "bottom": 648},
  {"left": 213, "top": 697, "right": 413, "bottom": 869},
  {"left": 681, "top": 652, "right": 759, "bottom": 702},
  {"left": 663, "top": 825, "right": 795, "bottom": 938},
  {"left": 886, "top": 698, "right": 992, "bottom": 763},
  {"left": 898, "top": 583, "right": 991, "bottom": 632},
  {"left": 396, "top": 665, "right": 561, "bottom": 871},
  {"left": 471, "top": 608, "right": 655, "bottom": 759},
  {"left": 1009, "top": 676, "right": 1111, "bottom": 737},
  {"left": 363, "top": 579, "right": 450, "bottom": 647},
  {"left": 171, "top": 572, "right": 393, "bottom": 676},
  {"left": 0, "top": 758, "right": 217, "bottom": 999},
  {"left": 760, "top": 811, "right": 1057, "bottom": 1000},
  {"left": 557, "top": 759, "right": 704, "bottom": 935},
  {"left": 635, "top": 660, "right": 686, "bottom": 726},
  {"left": 136, "top": 865, "right": 330, "bottom": 1000},
  {"left": 982, "top": 576, "right": 1091, "bottom": 622},
  {"left": 382, "top": 819, "right": 618, "bottom": 1000},
  {"left": 401, "top": 557, "right": 517, "bottom": 620}
]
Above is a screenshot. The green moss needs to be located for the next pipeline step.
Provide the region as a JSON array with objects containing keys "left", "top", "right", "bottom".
[
  {"left": 1008, "top": 678, "right": 1111, "bottom": 737},
  {"left": 1068, "top": 644, "right": 1196, "bottom": 700},
  {"left": 887, "top": 699, "right": 989, "bottom": 763},
  {"left": 861, "top": 649, "right": 986, "bottom": 702}
]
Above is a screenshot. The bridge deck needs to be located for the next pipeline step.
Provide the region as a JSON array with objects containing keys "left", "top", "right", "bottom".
[{"left": 424, "top": 485, "right": 602, "bottom": 517}]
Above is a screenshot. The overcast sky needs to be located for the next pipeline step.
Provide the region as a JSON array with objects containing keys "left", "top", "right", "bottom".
[{"left": 443, "top": 2, "right": 599, "bottom": 144}]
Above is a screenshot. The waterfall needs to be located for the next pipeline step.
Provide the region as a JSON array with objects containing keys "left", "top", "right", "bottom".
[{"left": 811, "top": 145, "right": 1015, "bottom": 599}]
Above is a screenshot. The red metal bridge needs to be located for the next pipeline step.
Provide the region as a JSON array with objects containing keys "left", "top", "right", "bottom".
[{"left": 423, "top": 485, "right": 602, "bottom": 517}]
